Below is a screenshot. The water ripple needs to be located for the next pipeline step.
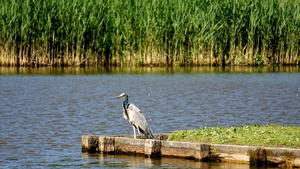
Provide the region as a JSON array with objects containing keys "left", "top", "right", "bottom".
[{"left": 0, "top": 71, "right": 299, "bottom": 168}]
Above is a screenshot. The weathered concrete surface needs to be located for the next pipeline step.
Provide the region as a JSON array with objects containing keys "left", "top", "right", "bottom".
[
  {"left": 81, "top": 135, "right": 99, "bottom": 152},
  {"left": 81, "top": 134, "right": 300, "bottom": 167},
  {"left": 161, "top": 140, "right": 210, "bottom": 160},
  {"left": 264, "top": 147, "right": 300, "bottom": 167},
  {"left": 115, "top": 136, "right": 145, "bottom": 154},
  {"left": 98, "top": 136, "right": 114, "bottom": 153},
  {"left": 210, "top": 144, "right": 253, "bottom": 163},
  {"left": 145, "top": 139, "right": 161, "bottom": 158}
]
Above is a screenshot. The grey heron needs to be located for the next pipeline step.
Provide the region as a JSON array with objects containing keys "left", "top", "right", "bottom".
[{"left": 116, "top": 93, "right": 154, "bottom": 139}]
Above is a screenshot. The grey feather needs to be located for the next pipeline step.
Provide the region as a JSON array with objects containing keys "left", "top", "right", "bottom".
[{"left": 116, "top": 93, "right": 153, "bottom": 139}]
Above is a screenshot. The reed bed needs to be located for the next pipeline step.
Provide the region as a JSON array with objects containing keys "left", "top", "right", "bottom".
[{"left": 0, "top": 0, "right": 300, "bottom": 66}]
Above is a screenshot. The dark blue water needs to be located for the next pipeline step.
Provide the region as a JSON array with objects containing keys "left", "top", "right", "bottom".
[{"left": 0, "top": 66, "right": 299, "bottom": 168}]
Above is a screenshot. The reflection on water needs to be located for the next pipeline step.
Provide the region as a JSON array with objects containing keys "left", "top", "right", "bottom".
[
  {"left": 0, "top": 66, "right": 299, "bottom": 168},
  {"left": 0, "top": 65, "right": 299, "bottom": 75},
  {"left": 82, "top": 153, "right": 274, "bottom": 169}
]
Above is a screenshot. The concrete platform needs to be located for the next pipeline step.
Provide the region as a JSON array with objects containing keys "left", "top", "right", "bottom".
[{"left": 81, "top": 134, "right": 300, "bottom": 167}]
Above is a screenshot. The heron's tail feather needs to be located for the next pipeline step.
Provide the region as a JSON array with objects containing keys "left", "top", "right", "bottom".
[
  {"left": 138, "top": 125, "right": 153, "bottom": 139},
  {"left": 147, "top": 126, "right": 154, "bottom": 139}
]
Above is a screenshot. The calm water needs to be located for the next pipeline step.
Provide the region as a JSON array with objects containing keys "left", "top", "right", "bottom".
[{"left": 0, "top": 66, "right": 299, "bottom": 168}]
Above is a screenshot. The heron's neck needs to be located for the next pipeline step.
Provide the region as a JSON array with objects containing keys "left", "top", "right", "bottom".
[
  {"left": 125, "top": 95, "right": 129, "bottom": 104},
  {"left": 123, "top": 95, "right": 129, "bottom": 108}
]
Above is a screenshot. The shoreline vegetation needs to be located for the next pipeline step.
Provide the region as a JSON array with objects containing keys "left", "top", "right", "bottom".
[
  {"left": 1, "top": 0, "right": 300, "bottom": 67},
  {"left": 0, "top": 65, "right": 299, "bottom": 75},
  {"left": 168, "top": 124, "right": 300, "bottom": 149}
]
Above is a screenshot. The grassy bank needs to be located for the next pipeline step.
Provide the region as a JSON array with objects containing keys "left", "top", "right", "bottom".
[
  {"left": 168, "top": 124, "right": 300, "bottom": 149},
  {"left": 1, "top": 0, "right": 300, "bottom": 66}
]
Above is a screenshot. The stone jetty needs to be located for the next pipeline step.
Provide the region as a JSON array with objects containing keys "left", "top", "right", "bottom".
[{"left": 81, "top": 134, "right": 300, "bottom": 168}]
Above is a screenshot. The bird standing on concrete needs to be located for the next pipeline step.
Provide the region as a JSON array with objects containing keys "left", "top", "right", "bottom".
[{"left": 116, "top": 93, "right": 154, "bottom": 139}]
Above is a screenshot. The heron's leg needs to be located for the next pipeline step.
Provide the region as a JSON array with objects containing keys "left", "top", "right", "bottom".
[
  {"left": 137, "top": 128, "right": 141, "bottom": 135},
  {"left": 132, "top": 125, "right": 136, "bottom": 139}
]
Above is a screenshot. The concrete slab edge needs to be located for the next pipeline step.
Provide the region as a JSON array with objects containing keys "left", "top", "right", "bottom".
[{"left": 81, "top": 134, "right": 300, "bottom": 167}]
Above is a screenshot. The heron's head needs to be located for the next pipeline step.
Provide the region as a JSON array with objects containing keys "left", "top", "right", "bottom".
[{"left": 116, "top": 93, "right": 127, "bottom": 99}]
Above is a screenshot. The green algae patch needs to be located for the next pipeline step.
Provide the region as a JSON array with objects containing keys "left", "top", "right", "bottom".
[{"left": 168, "top": 124, "right": 300, "bottom": 149}]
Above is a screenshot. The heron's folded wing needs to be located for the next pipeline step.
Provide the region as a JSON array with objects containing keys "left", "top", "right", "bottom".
[
  {"left": 127, "top": 103, "right": 152, "bottom": 135},
  {"left": 127, "top": 103, "right": 146, "bottom": 119}
]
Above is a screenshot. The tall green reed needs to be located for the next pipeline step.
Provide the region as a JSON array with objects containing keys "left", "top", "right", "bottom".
[{"left": 0, "top": 0, "right": 299, "bottom": 66}]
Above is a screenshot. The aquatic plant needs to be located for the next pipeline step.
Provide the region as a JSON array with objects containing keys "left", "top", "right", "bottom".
[{"left": 0, "top": 0, "right": 299, "bottom": 66}]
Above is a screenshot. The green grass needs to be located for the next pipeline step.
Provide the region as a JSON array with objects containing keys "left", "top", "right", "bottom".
[
  {"left": 0, "top": 0, "right": 300, "bottom": 66},
  {"left": 168, "top": 124, "right": 300, "bottom": 149}
]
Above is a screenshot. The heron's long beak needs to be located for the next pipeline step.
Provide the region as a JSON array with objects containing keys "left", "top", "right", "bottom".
[{"left": 116, "top": 96, "right": 122, "bottom": 99}]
